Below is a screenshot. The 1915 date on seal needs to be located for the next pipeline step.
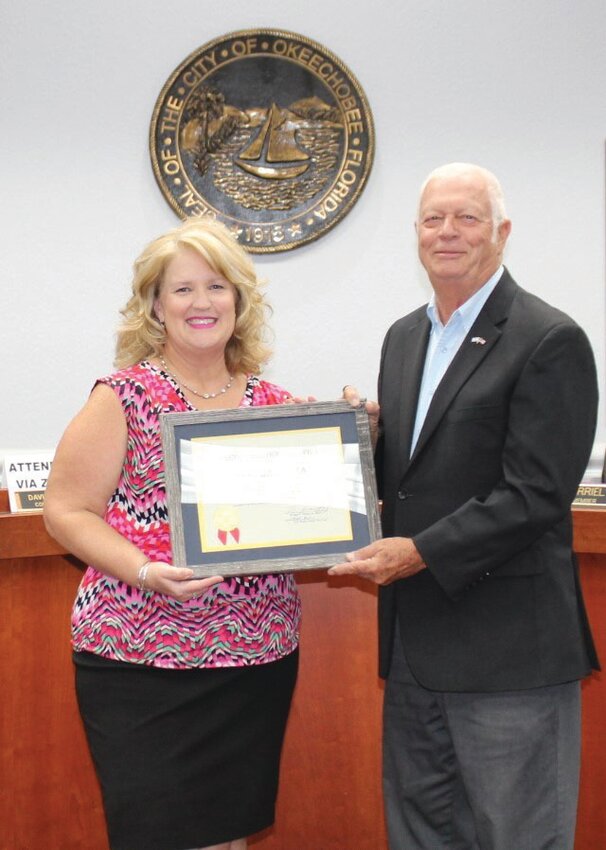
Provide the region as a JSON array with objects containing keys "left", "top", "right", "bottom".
[{"left": 150, "top": 29, "right": 375, "bottom": 253}]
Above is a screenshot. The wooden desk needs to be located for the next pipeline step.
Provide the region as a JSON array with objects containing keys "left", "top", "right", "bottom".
[
  {"left": 1, "top": 493, "right": 604, "bottom": 850},
  {"left": 572, "top": 509, "right": 606, "bottom": 850}
]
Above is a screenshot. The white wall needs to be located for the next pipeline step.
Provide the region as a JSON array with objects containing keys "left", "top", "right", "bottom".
[{"left": 2, "top": 0, "right": 605, "bottom": 482}]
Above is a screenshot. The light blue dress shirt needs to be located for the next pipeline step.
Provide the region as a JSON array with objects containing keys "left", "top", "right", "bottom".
[{"left": 410, "top": 266, "right": 504, "bottom": 456}]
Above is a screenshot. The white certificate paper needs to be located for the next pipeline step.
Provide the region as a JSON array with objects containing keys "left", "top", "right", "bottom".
[{"left": 180, "top": 427, "right": 362, "bottom": 552}]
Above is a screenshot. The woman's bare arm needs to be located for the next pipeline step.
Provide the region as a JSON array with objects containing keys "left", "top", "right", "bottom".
[{"left": 44, "top": 384, "right": 221, "bottom": 599}]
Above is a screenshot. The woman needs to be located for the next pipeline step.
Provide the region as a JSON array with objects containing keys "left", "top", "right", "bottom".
[{"left": 43, "top": 217, "right": 302, "bottom": 850}]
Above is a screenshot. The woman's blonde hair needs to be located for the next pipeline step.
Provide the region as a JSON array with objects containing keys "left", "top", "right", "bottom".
[{"left": 115, "top": 217, "right": 272, "bottom": 373}]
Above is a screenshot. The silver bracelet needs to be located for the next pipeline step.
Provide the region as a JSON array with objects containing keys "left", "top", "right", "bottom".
[{"left": 137, "top": 561, "right": 151, "bottom": 591}]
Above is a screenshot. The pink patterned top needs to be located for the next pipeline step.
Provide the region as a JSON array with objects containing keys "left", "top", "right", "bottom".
[{"left": 71, "top": 362, "right": 302, "bottom": 669}]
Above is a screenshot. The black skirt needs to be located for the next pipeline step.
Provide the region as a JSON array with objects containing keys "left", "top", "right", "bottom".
[{"left": 74, "top": 649, "right": 299, "bottom": 850}]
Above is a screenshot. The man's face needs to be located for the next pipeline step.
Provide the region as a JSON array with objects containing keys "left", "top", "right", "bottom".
[{"left": 416, "top": 172, "right": 511, "bottom": 291}]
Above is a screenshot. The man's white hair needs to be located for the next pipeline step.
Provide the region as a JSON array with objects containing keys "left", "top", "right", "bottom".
[{"left": 417, "top": 162, "right": 508, "bottom": 232}]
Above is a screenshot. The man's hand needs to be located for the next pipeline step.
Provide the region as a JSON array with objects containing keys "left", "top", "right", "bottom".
[
  {"left": 328, "top": 537, "right": 425, "bottom": 586},
  {"left": 342, "top": 384, "right": 380, "bottom": 448},
  {"left": 284, "top": 395, "right": 318, "bottom": 404}
]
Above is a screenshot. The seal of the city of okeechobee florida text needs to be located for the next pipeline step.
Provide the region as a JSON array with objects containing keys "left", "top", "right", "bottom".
[{"left": 149, "top": 29, "right": 374, "bottom": 253}]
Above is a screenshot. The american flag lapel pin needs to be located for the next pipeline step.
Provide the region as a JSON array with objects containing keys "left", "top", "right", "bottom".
[{"left": 471, "top": 336, "right": 486, "bottom": 345}]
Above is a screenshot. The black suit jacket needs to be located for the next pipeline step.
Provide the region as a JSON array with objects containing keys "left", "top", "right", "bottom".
[{"left": 377, "top": 269, "right": 599, "bottom": 691}]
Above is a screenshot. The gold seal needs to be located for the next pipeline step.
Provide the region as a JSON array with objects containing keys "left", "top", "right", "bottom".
[{"left": 149, "top": 29, "right": 375, "bottom": 253}]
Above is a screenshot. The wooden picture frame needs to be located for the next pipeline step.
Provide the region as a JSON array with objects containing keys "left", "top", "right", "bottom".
[{"left": 160, "top": 400, "right": 381, "bottom": 576}]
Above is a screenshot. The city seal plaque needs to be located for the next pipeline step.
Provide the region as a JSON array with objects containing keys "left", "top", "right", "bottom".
[{"left": 150, "top": 29, "right": 374, "bottom": 253}]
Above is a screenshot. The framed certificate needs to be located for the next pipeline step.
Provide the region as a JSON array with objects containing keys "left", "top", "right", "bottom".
[{"left": 160, "top": 400, "right": 382, "bottom": 576}]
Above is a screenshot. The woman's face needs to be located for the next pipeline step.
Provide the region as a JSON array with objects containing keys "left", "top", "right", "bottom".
[{"left": 154, "top": 247, "right": 237, "bottom": 360}]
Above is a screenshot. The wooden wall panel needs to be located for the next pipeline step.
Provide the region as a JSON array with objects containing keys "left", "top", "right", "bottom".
[
  {"left": 0, "top": 555, "right": 107, "bottom": 850},
  {"left": 576, "top": 553, "right": 606, "bottom": 850}
]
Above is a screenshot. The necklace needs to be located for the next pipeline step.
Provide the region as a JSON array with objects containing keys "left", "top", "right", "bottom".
[{"left": 159, "top": 356, "right": 234, "bottom": 399}]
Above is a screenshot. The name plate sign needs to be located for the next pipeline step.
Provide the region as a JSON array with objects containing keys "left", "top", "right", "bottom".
[
  {"left": 573, "top": 483, "right": 606, "bottom": 509},
  {"left": 3, "top": 451, "right": 55, "bottom": 512}
]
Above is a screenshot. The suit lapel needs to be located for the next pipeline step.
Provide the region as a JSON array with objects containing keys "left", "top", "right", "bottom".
[{"left": 408, "top": 270, "right": 518, "bottom": 466}]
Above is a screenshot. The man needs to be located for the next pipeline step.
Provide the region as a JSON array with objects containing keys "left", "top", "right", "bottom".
[{"left": 331, "top": 163, "right": 599, "bottom": 850}]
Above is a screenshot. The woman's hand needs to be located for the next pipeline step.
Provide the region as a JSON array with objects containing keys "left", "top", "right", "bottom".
[{"left": 141, "top": 562, "right": 223, "bottom": 601}]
